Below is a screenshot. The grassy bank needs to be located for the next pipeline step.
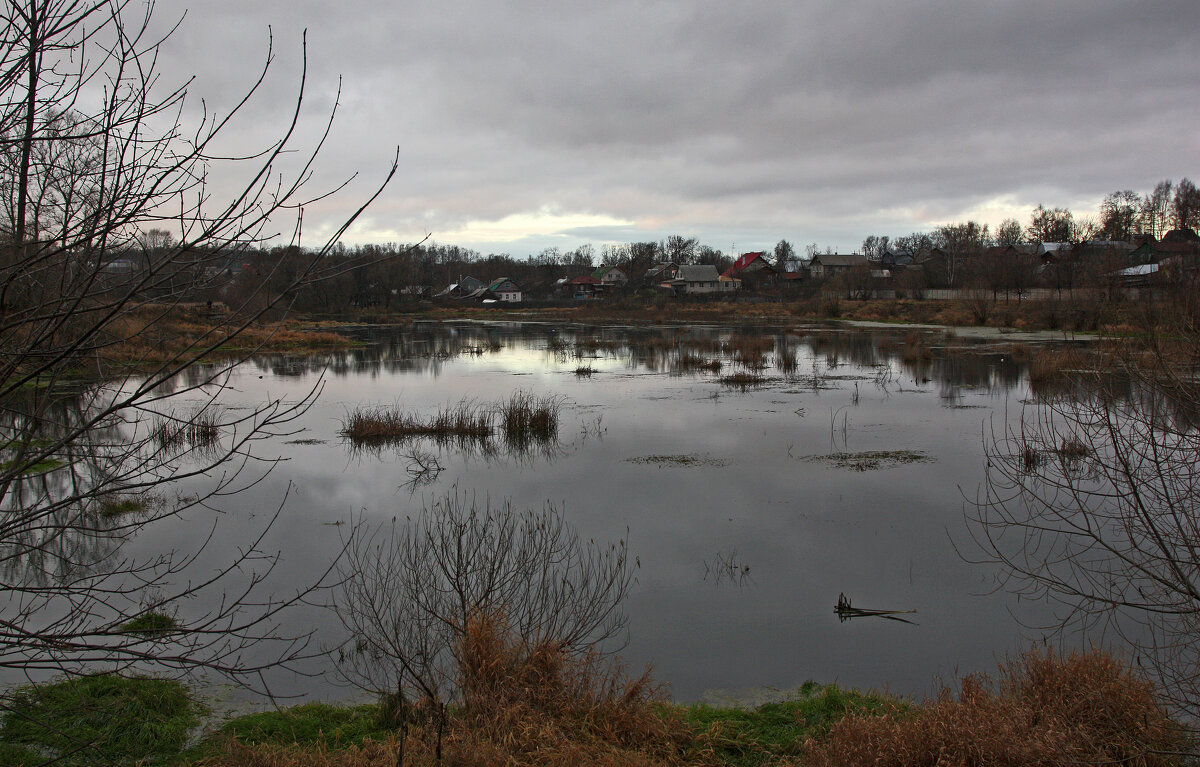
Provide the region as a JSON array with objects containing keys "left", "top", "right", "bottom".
[
  {"left": 329, "top": 293, "right": 1157, "bottom": 335},
  {"left": 0, "top": 647, "right": 1186, "bottom": 766}
]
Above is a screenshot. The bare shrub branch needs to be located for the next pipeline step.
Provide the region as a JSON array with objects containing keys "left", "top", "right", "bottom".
[{"left": 332, "top": 492, "right": 636, "bottom": 708}]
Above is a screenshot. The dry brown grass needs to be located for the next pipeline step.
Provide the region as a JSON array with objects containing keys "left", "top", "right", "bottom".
[
  {"left": 200, "top": 614, "right": 704, "bottom": 767},
  {"left": 339, "top": 402, "right": 492, "bottom": 445},
  {"left": 900, "top": 331, "right": 932, "bottom": 363},
  {"left": 676, "top": 353, "right": 722, "bottom": 373},
  {"left": 498, "top": 391, "right": 560, "bottom": 449},
  {"left": 718, "top": 372, "right": 767, "bottom": 388},
  {"left": 153, "top": 412, "right": 221, "bottom": 451},
  {"left": 1027, "top": 347, "right": 1093, "bottom": 395},
  {"left": 94, "top": 303, "right": 354, "bottom": 370},
  {"left": 802, "top": 647, "right": 1184, "bottom": 767}
]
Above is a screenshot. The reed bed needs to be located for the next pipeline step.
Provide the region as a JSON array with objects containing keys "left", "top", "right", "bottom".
[
  {"left": 340, "top": 401, "right": 493, "bottom": 445},
  {"left": 900, "top": 331, "right": 932, "bottom": 363},
  {"left": 499, "top": 392, "right": 561, "bottom": 448},
  {"left": 152, "top": 412, "right": 221, "bottom": 451},
  {"left": 718, "top": 372, "right": 767, "bottom": 389},
  {"left": 675, "top": 353, "right": 722, "bottom": 373},
  {"left": 777, "top": 343, "right": 799, "bottom": 375},
  {"left": 1028, "top": 346, "right": 1093, "bottom": 396},
  {"left": 723, "top": 334, "right": 774, "bottom": 370}
]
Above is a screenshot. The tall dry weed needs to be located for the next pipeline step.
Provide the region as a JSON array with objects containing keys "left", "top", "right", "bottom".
[
  {"left": 453, "top": 613, "right": 697, "bottom": 765},
  {"left": 803, "top": 647, "right": 1183, "bottom": 767}
]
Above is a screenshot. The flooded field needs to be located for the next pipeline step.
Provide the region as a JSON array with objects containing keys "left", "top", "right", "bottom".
[{"left": 11, "top": 321, "right": 1099, "bottom": 704}]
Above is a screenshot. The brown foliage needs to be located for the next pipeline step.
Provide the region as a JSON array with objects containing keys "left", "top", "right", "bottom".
[
  {"left": 454, "top": 613, "right": 695, "bottom": 764},
  {"left": 202, "top": 614, "right": 703, "bottom": 767},
  {"left": 803, "top": 647, "right": 1183, "bottom": 767},
  {"left": 1027, "top": 346, "right": 1091, "bottom": 395}
]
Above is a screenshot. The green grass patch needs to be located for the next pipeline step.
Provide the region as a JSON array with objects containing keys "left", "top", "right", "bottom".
[
  {"left": 802, "top": 450, "right": 932, "bottom": 471},
  {"left": 0, "top": 437, "right": 56, "bottom": 451},
  {"left": 118, "top": 611, "right": 180, "bottom": 636},
  {"left": 0, "top": 457, "right": 65, "bottom": 475},
  {"left": 0, "top": 741, "right": 43, "bottom": 767},
  {"left": 679, "top": 682, "right": 900, "bottom": 767},
  {"left": 627, "top": 453, "right": 730, "bottom": 468},
  {"left": 0, "top": 674, "right": 204, "bottom": 766},
  {"left": 99, "top": 498, "right": 147, "bottom": 517},
  {"left": 206, "top": 702, "right": 389, "bottom": 750}
]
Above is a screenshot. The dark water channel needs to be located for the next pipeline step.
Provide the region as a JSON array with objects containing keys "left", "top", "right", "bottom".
[{"left": 49, "top": 321, "right": 1100, "bottom": 704}]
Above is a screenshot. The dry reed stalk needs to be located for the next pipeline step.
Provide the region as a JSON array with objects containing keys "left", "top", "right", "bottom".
[{"left": 803, "top": 647, "right": 1182, "bottom": 767}]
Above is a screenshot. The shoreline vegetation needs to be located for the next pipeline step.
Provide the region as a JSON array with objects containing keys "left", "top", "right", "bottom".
[
  {"left": 44, "top": 292, "right": 1176, "bottom": 380},
  {"left": 0, "top": 646, "right": 1182, "bottom": 766},
  {"left": 11, "top": 302, "right": 1195, "bottom": 764}
]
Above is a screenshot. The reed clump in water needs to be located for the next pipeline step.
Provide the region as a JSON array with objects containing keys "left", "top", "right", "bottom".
[
  {"left": 499, "top": 392, "right": 561, "bottom": 449},
  {"left": 340, "top": 401, "right": 493, "bottom": 445}
]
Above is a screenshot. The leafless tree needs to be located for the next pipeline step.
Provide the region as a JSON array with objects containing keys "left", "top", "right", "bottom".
[
  {"left": 332, "top": 492, "right": 635, "bottom": 709},
  {"left": 1140, "top": 180, "right": 1173, "bottom": 239},
  {"left": 1171, "top": 178, "right": 1200, "bottom": 232},
  {"left": 993, "top": 218, "right": 1024, "bottom": 247},
  {"left": 1100, "top": 190, "right": 1142, "bottom": 242},
  {"left": 968, "top": 324, "right": 1200, "bottom": 718},
  {"left": 1026, "top": 205, "right": 1074, "bottom": 244},
  {"left": 0, "top": 0, "right": 397, "bottom": 694}
]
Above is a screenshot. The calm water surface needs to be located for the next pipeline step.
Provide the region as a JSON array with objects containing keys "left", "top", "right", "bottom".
[{"left": 127, "top": 321, "right": 1084, "bottom": 703}]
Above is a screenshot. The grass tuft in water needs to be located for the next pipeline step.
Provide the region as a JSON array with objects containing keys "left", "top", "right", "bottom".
[
  {"left": 499, "top": 391, "right": 561, "bottom": 448},
  {"left": 719, "top": 372, "right": 767, "bottom": 389},
  {"left": 0, "top": 457, "right": 64, "bottom": 475},
  {"left": 340, "top": 401, "right": 493, "bottom": 445},
  {"left": 98, "top": 497, "right": 147, "bottom": 517},
  {"left": 803, "top": 450, "right": 932, "bottom": 471},
  {"left": 153, "top": 412, "right": 221, "bottom": 451},
  {"left": 119, "top": 611, "right": 180, "bottom": 636}
]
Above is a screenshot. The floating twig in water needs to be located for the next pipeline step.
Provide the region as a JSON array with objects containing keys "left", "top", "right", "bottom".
[{"left": 835, "top": 592, "right": 917, "bottom": 624}]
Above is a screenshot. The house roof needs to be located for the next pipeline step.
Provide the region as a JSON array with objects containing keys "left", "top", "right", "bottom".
[
  {"left": 1037, "top": 242, "right": 1072, "bottom": 255},
  {"left": 722, "top": 251, "right": 776, "bottom": 277},
  {"left": 591, "top": 265, "right": 625, "bottom": 279},
  {"left": 677, "top": 265, "right": 720, "bottom": 282},
  {"left": 811, "top": 253, "right": 868, "bottom": 267},
  {"left": 568, "top": 275, "right": 601, "bottom": 285},
  {"left": 1162, "top": 228, "right": 1200, "bottom": 244},
  {"left": 1115, "top": 263, "right": 1159, "bottom": 277},
  {"left": 488, "top": 277, "right": 518, "bottom": 292}
]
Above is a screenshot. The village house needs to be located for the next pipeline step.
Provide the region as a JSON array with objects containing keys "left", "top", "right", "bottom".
[
  {"left": 721, "top": 251, "right": 777, "bottom": 286},
  {"left": 644, "top": 262, "right": 679, "bottom": 285},
  {"left": 669, "top": 264, "right": 739, "bottom": 295},
  {"left": 434, "top": 275, "right": 488, "bottom": 299},
  {"left": 808, "top": 253, "right": 868, "bottom": 279},
  {"left": 592, "top": 265, "right": 628, "bottom": 288},
  {"left": 560, "top": 275, "right": 602, "bottom": 299},
  {"left": 485, "top": 277, "right": 521, "bottom": 302}
]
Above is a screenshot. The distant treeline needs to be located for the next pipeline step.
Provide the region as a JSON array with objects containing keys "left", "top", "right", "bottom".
[{"left": 111, "top": 178, "right": 1198, "bottom": 311}]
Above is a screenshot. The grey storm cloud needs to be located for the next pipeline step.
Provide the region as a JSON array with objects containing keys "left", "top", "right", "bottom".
[{"left": 153, "top": 0, "right": 1199, "bottom": 254}]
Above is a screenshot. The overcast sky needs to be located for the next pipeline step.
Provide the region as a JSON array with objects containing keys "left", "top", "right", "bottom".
[{"left": 154, "top": 0, "right": 1199, "bottom": 256}]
